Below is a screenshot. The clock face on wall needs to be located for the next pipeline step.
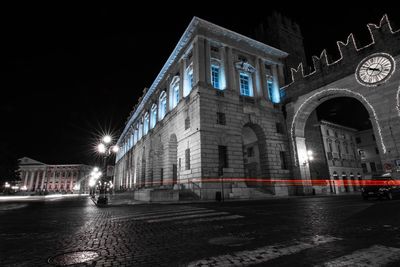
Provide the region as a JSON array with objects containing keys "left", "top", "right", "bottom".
[{"left": 356, "top": 53, "right": 395, "bottom": 87}]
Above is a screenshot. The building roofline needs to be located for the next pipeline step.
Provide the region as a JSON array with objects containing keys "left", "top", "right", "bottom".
[
  {"left": 319, "top": 120, "right": 358, "bottom": 132},
  {"left": 117, "top": 17, "right": 288, "bottom": 144}
]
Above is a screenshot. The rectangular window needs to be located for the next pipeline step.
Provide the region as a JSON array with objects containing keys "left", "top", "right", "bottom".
[
  {"left": 280, "top": 151, "right": 288, "bottom": 170},
  {"left": 361, "top": 163, "right": 368, "bottom": 173},
  {"left": 211, "top": 65, "right": 220, "bottom": 89},
  {"left": 239, "top": 72, "right": 252, "bottom": 96},
  {"left": 185, "top": 149, "right": 190, "bottom": 170},
  {"left": 247, "top": 147, "right": 254, "bottom": 157},
  {"left": 356, "top": 137, "right": 361, "bottom": 144},
  {"left": 160, "top": 168, "right": 163, "bottom": 185},
  {"left": 370, "top": 162, "right": 377, "bottom": 172},
  {"left": 185, "top": 117, "right": 190, "bottom": 130},
  {"left": 217, "top": 112, "right": 226, "bottom": 125},
  {"left": 276, "top": 122, "right": 284, "bottom": 134},
  {"left": 189, "top": 72, "right": 193, "bottom": 89},
  {"left": 375, "top": 147, "right": 379, "bottom": 154},
  {"left": 372, "top": 134, "right": 376, "bottom": 141},
  {"left": 267, "top": 76, "right": 274, "bottom": 101},
  {"left": 218, "top": 145, "right": 228, "bottom": 170}
]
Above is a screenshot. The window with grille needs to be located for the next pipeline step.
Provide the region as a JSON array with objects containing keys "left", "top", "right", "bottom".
[
  {"left": 217, "top": 112, "right": 226, "bottom": 125},
  {"left": 185, "top": 149, "right": 190, "bottom": 170}
]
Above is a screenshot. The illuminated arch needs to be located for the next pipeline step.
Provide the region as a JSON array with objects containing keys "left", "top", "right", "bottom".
[{"left": 290, "top": 88, "right": 386, "bottom": 166}]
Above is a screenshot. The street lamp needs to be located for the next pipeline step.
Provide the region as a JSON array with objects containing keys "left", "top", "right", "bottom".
[{"left": 96, "top": 135, "right": 119, "bottom": 205}]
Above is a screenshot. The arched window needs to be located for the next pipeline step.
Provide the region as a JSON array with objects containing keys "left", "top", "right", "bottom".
[
  {"left": 183, "top": 64, "right": 193, "bottom": 97},
  {"left": 159, "top": 91, "right": 167, "bottom": 120},
  {"left": 143, "top": 113, "right": 149, "bottom": 135},
  {"left": 150, "top": 104, "right": 157, "bottom": 129},
  {"left": 138, "top": 122, "right": 143, "bottom": 140},
  {"left": 133, "top": 127, "right": 138, "bottom": 145},
  {"left": 239, "top": 72, "right": 253, "bottom": 96},
  {"left": 170, "top": 76, "right": 180, "bottom": 109},
  {"left": 130, "top": 131, "right": 134, "bottom": 149}
]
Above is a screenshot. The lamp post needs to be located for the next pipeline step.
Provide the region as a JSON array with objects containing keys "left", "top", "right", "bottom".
[
  {"left": 96, "top": 135, "right": 119, "bottom": 205},
  {"left": 301, "top": 150, "right": 314, "bottom": 195},
  {"left": 89, "top": 167, "right": 101, "bottom": 198}
]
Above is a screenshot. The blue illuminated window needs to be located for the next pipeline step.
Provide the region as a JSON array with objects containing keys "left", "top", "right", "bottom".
[
  {"left": 133, "top": 128, "right": 138, "bottom": 144},
  {"left": 170, "top": 77, "right": 180, "bottom": 109},
  {"left": 159, "top": 91, "right": 167, "bottom": 120},
  {"left": 211, "top": 64, "right": 220, "bottom": 89},
  {"left": 184, "top": 65, "right": 193, "bottom": 97},
  {"left": 150, "top": 104, "right": 157, "bottom": 129},
  {"left": 143, "top": 113, "right": 149, "bottom": 135},
  {"left": 138, "top": 123, "right": 143, "bottom": 140},
  {"left": 267, "top": 77, "right": 274, "bottom": 101},
  {"left": 239, "top": 72, "right": 252, "bottom": 96}
]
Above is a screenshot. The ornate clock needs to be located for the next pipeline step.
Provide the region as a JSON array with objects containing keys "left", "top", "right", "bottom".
[{"left": 355, "top": 53, "right": 395, "bottom": 87}]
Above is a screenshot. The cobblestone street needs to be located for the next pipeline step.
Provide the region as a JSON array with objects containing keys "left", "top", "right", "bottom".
[{"left": 1, "top": 195, "right": 400, "bottom": 266}]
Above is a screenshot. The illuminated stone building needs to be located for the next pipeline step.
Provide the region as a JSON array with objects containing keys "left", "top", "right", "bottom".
[
  {"left": 19, "top": 157, "right": 92, "bottom": 194},
  {"left": 115, "top": 15, "right": 400, "bottom": 200}
]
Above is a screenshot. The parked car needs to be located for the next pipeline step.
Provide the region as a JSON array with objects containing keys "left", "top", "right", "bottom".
[{"left": 361, "top": 174, "right": 400, "bottom": 200}]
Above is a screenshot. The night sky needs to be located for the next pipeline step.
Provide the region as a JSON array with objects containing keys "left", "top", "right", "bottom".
[{"left": 2, "top": 3, "right": 399, "bottom": 165}]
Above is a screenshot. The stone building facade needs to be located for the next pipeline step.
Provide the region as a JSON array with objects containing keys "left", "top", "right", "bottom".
[
  {"left": 114, "top": 17, "right": 291, "bottom": 200},
  {"left": 305, "top": 117, "right": 363, "bottom": 194},
  {"left": 355, "top": 129, "right": 384, "bottom": 176},
  {"left": 115, "top": 15, "right": 400, "bottom": 200},
  {"left": 19, "top": 157, "right": 92, "bottom": 194}
]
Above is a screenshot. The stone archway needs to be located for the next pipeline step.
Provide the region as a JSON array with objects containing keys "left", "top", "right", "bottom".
[
  {"left": 241, "top": 123, "right": 269, "bottom": 186},
  {"left": 288, "top": 88, "right": 386, "bottom": 194}
]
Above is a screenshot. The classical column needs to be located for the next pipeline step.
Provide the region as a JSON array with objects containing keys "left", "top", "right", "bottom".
[
  {"left": 258, "top": 58, "right": 267, "bottom": 99},
  {"left": 272, "top": 64, "right": 280, "bottom": 103},
  {"left": 40, "top": 168, "right": 46, "bottom": 190},
  {"left": 254, "top": 57, "right": 262, "bottom": 98},
  {"left": 24, "top": 171, "right": 29, "bottom": 187},
  {"left": 193, "top": 36, "right": 206, "bottom": 85},
  {"left": 224, "top": 46, "right": 236, "bottom": 91},
  {"left": 204, "top": 38, "right": 211, "bottom": 86},
  {"left": 34, "top": 171, "right": 40, "bottom": 191},
  {"left": 179, "top": 58, "right": 185, "bottom": 99},
  {"left": 28, "top": 171, "right": 35, "bottom": 191}
]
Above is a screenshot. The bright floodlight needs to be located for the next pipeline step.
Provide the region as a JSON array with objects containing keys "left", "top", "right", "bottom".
[
  {"left": 93, "top": 167, "right": 99, "bottom": 172},
  {"left": 103, "top": 135, "right": 112, "bottom": 144},
  {"left": 308, "top": 156, "right": 314, "bottom": 161},
  {"left": 98, "top": 143, "right": 106, "bottom": 153},
  {"left": 307, "top": 150, "right": 313, "bottom": 156},
  {"left": 112, "top": 145, "right": 119, "bottom": 153}
]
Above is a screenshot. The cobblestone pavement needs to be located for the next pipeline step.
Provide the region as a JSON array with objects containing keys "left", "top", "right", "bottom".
[{"left": 1, "top": 195, "right": 400, "bottom": 266}]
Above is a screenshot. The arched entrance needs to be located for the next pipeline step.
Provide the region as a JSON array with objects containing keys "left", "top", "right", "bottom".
[
  {"left": 241, "top": 123, "right": 268, "bottom": 187},
  {"left": 289, "top": 89, "right": 385, "bottom": 195}
]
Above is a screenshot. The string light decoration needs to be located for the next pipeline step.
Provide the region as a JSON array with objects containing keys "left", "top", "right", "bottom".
[
  {"left": 286, "top": 14, "right": 398, "bottom": 86},
  {"left": 290, "top": 88, "right": 386, "bottom": 166},
  {"left": 397, "top": 84, "right": 400, "bottom": 117}
]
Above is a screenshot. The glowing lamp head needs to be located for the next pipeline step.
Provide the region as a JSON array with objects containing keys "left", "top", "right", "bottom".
[
  {"left": 307, "top": 150, "right": 313, "bottom": 156},
  {"left": 103, "top": 135, "right": 112, "bottom": 144},
  {"left": 98, "top": 143, "right": 106, "bottom": 153},
  {"left": 93, "top": 167, "right": 99, "bottom": 172},
  {"left": 112, "top": 145, "right": 119, "bottom": 153}
]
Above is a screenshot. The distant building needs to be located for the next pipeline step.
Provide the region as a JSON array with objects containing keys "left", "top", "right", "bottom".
[
  {"left": 304, "top": 111, "right": 363, "bottom": 194},
  {"left": 355, "top": 129, "right": 383, "bottom": 176},
  {"left": 18, "top": 157, "right": 92, "bottom": 194}
]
